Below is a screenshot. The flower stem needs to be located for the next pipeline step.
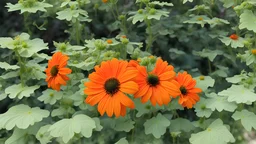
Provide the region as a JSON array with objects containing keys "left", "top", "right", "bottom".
[{"left": 146, "top": 19, "right": 153, "bottom": 52}]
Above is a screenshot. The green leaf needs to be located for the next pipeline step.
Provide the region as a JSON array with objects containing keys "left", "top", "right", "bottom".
[
  {"left": 144, "top": 113, "right": 170, "bottom": 138},
  {"left": 184, "top": 15, "right": 211, "bottom": 27},
  {"left": 150, "top": 1, "right": 173, "bottom": 6},
  {"left": 205, "top": 93, "right": 237, "bottom": 112},
  {"left": 6, "top": 1, "right": 53, "bottom": 13},
  {"left": 113, "top": 117, "right": 134, "bottom": 132},
  {"left": 169, "top": 118, "right": 195, "bottom": 132},
  {"left": 36, "top": 125, "right": 52, "bottom": 144},
  {"left": 218, "top": 84, "right": 256, "bottom": 104},
  {"left": 0, "top": 62, "right": 19, "bottom": 70},
  {"left": 183, "top": 0, "right": 193, "bottom": 4},
  {"left": 239, "top": 10, "right": 256, "bottom": 33},
  {"left": 0, "top": 93, "right": 7, "bottom": 101},
  {"left": 5, "top": 128, "right": 27, "bottom": 144},
  {"left": 219, "top": 0, "right": 234, "bottom": 8},
  {"left": 219, "top": 36, "right": 244, "bottom": 48},
  {"left": 48, "top": 114, "right": 96, "bottom": 143},
  {"left": 38, "top": 89, "right": 63, "bottom": 105},
  {"left": 194, "top": 76, "right": 215, "bottom": 91},
  {"left": 0, "top": 104, "right": 49, "bottom": 130},
  {"left": 194, "top": 98, "right": 212, "bottom": 118},
  {"left": 226, "top": 72, "right": 248, "bottom": 84},
  {"left": 115, "top": 137, "right": 129, "bottom": 144},
  {"left": 0, "top": 71, "right": 19, "bottom": 79},
  {"left": 135, "top": 99, "right": 151, "bottom": 117},
  {"left": 193, "top": 49, "right": 223, "bottom": 62},
  {"left": 232, "top": 110, "right": 256, "bottom": 131},
  {"left": 92, "top": 118, "right": 103, "bottom": 131},
  {"left": 5, "top": 84, "right": 40, "bottom": 99},
  {"left": 190, "top": 119, "right": 235, "bottom": 144}
]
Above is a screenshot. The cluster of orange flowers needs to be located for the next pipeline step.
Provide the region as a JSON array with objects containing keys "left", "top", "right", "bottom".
[{"left": 45, "top": 52, "right": 202, "bottom": 117}]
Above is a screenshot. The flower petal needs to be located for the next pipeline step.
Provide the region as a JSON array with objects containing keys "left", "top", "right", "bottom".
[{"left": 120, "top": 81, "right": 138, "bottom": 94}]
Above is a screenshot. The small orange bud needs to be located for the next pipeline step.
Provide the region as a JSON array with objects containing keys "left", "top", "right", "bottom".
[
  {"left": 199, "top": 75, "right": 205, "bottom": 80},
  {"left": 102, "top": 0, "right": 108, "bottom": 3},
  {"left": 251, "top": 49, "right": 256, "bottom": 55},
  {"left": 229, "top": 34, "right": 239, "bottom": 40},
  {"left": 106, "top": 39, "right": 113, "bottom": 44},
  {"left": 121, "top": 35, "right": 127, "bottom": 38},
  {"left": 197, "top": 17, "right": 203, "bottom": 21},
  {"left": 137, "top": 58, "right": 141, "bottom": 63},
  {"left": 149, "top": 55, "right": 154, "bottom": 59}
]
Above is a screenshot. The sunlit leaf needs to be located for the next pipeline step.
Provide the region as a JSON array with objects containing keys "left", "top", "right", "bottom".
[
  {"left": 190, "top": 119, "right": 235, "bottom": 144},
  {"left": 239, "top": 10, "right": 256, "bottom": 33},
  {"left": 205, "top": 93, "right": 237, "bottom": 112},
  {"left": 48, "top": 114, "right": 96, "bottom": 143},
  {"left": 5, "top": 84, "right": 40, "bottom": 99},
  {"left": 0, "top": 62, "right": 19, "bottom": 70},
  {"left": 218, "top": 84, "right": 256, "bottom": 104},
  {"left": 0, "top": 104, "right": 49, "bottom": 130},
  {"left": 38, "top": 89, "right": 63, "bottom": 105},
  {"left": 232, "top": 110, "right": 256, "bottom": 131}
]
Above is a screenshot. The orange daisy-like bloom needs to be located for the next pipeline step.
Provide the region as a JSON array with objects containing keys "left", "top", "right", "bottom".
[
  {"left": 229, "top": 34, "right": 239, "bottom": 40},
  {"left": 84, "top": 58, "right": 138, "bottom": 117},
  {"left": 102, "top": 0, "right": 108, "bottom": 3},
  {"left": 134, "top": 58, "right": 180, "bottom": 106},
  {"left": 106, "top": 39, "right": 113, "bottom": 44},
  {"left": 45, "top": 52, "right": 72, "bottom": 91},
  {"left": 171, "top": 72, "right": 202, "bottom": 108}
]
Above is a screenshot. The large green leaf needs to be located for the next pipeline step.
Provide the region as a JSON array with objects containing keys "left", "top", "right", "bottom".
[
  {"left": 194, "top": 98, "right": 212, "bottom": 118},
  {"left": 113, "top": 117, "right": 135, "bottom": 132},
  {"left": 206, "top": 93, "right": 237, "bottom": 112},
  {"left": 36, "top": 125, "right": 52, "bottom": 144},
  {"left": 115, "top": 137, "right": 129, "bottom": 144},
  {"left": 5, "top": 84, "right": 40, "bottom": 99},
  {"left": 48, "top": 114, "right": 96, "bottom": 143},
  {"left": 5, "top": 128, "right": 27, "bottom": 144},
  {"left": 6, "top": 1, "right": 52, "bottom": 13},
  {"left": 232, "top": 110, "right": 256, "bottom": 131},
  {"left": 169, "top": 118, "right": 195, "bottom": 132},
  {"left": 194, "top": 75, "right": 215, "bottom": 91},
  {"left": 38, "top": 89, "right": 63, "bottom": 105},
  {"left": 0, "top": 62, "right": 19, "bottom": 70},
  {"left": 239, "top": 10, "right": 256, "bottom": 33},
  {"left": 219, "top": 36, "right": 244, "bottom": 48},
  {"left": 218, "top": 84, "right": 256, "bottom": 104},
  {"left": 0, "top": 104, "right": 49, "bottom": 130},
  {"left": 144, "top": 113, "right": 170, "bottom": 138},
  {"left": 190, "top": 119, "right": 235, "bottom": 144}
]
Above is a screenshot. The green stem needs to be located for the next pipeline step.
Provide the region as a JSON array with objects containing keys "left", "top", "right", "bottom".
[
  {"left": 146, "top": 19, "right": 153, "bottom": 52},
  {"left": 75, "top": 20, "right": 81, "bottom": 45},
  {"left": 131, "top": 110, "right": 136, "bottom": 143},
  {"left": 23, "top": 12, "right": 32, "bottom": 35},
  {"left": 15, "top": 51, "right": 25, "bottom": 87},
  {"left": 121, "top": 44, "right": 127, "bottom": 59}
]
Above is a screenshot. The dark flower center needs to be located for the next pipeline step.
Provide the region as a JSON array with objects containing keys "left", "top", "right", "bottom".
[
  {"left": 104, "top": 78, "right": 120, "bottom": 95},
  {"left": 50, "top": 65, "right": 59, "bottom": 76},
  {"left": 180, "top": 86, "right": 187, "bottom": 95},
  {"left": 147, "top": 74, "right": 159, "bottom": 87}
]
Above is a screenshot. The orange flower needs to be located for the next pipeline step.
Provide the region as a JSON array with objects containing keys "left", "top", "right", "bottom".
[
  {"left": 229, "top": 34, "right": 239, "bottom": 40},
  {"left": 251, "top": 49, "right": 256, "bottom": 55},
  {"left": 128, "top": 60, "right": 140, "bottom": 70},
  {"left": 45, "top": 52, "right": 72, "bottom": 91},
  {"left": 102, "top": 0, "right": 108, "bottom": 3},
  {"left": 134, "top": 58, "right": 180, "bottom": 106},
  {"left": 121, "top": 35, "right": 127, "bottom": 38},
  {"left": 84, "top": 58, "right": 138, "bottom": 117},
  {"left": 106, "top": 39, "right": 113, "bottom": 44},
  {"left": 171, "top": 72, "right": 202, "bottom": 108}
]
